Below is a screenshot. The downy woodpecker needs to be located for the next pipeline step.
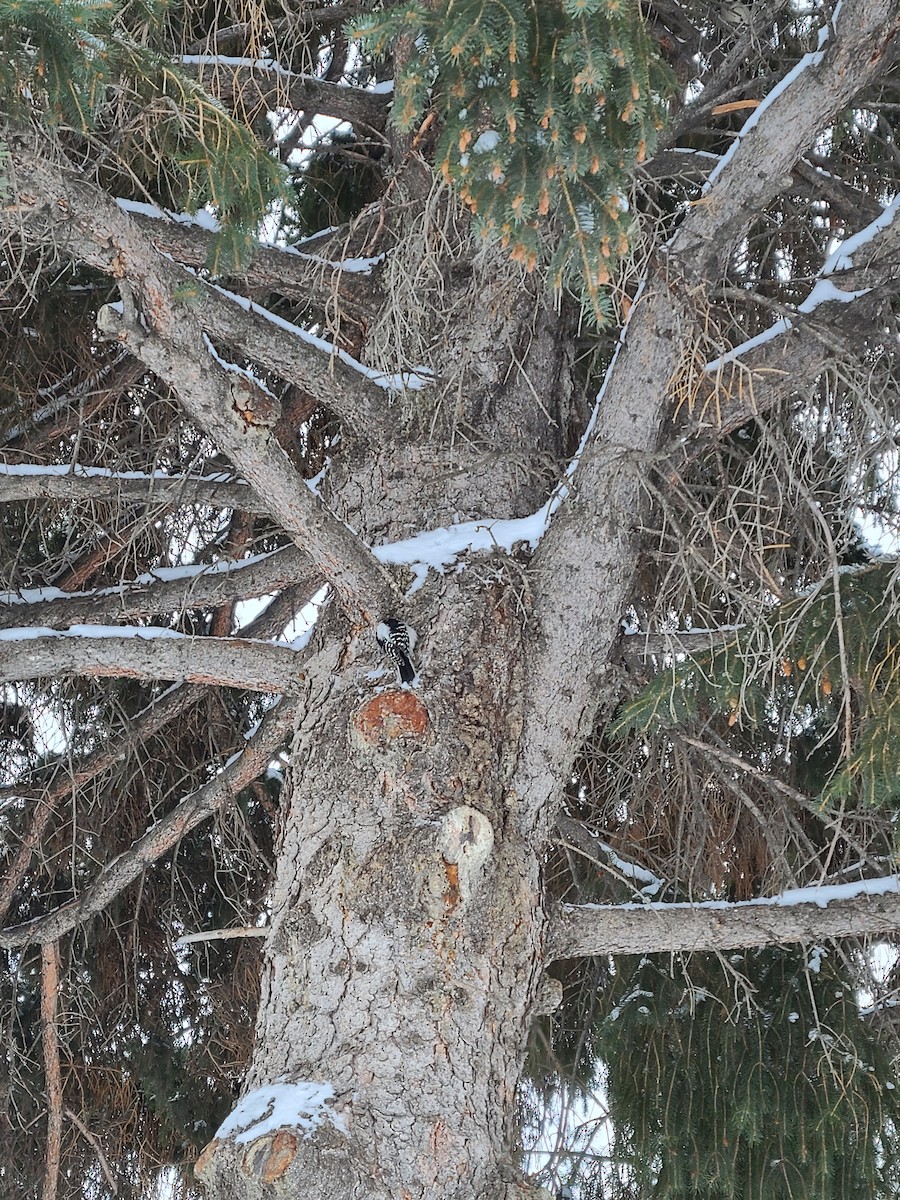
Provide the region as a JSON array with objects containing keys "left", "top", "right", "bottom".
[{"left": 375, "top": 619, "right": 417, "bottom": 685}]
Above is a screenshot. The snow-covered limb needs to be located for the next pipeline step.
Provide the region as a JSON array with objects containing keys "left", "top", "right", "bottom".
[
  {"left": 556, "top": 816, "right": 664, "bottom": 897},
  {"left": 23, "top": 182, "right": 394, "bottom": 626},
  {"left": 549, "top": 876, "right": 900, "bottom": 960},
  {"left": 683, "top": 0, "right": 900, "bottom": 274},
  {"left": 0, "top": 694, "right": 303, "bottom": 949},
  {"left": 0, "top": 461, "right": 268, "bottom": 511},
  {"left": 209, "top": 281, "right": 431, "bottom": 394},
  {"left": 112, "top": 201, "right": 383, "bottom": 321},
  {"left": 0, "top": 626, "right": 316, "bottom": 693},
  {"left": 513, "top": 0, "right": 900, "bottom": 835},
  {"left": 0, "top": 545, "right": 320, "bottom": 630},
  {"left": 706, "top": 194, "right": 900, "bottom": 372},
  {"left": 0, "top": 585, "right": 308, "bottom": 926},
  {"left": 1, "top": 140, "right": 393, "bottom": 445},
  {"left": 174, "top": 925, "right": 268, "bottom": 947}
]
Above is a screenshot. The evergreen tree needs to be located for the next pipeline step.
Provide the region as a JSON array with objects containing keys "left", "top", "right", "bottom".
[{"left": 0, "top": 2, "right": 898, "bottom": 1199}]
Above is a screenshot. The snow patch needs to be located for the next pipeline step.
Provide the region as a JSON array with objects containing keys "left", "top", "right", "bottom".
[
  {"left": 215, "top": 1081, "right": 345, "bottom": 1144},
  {"left": 569, "top": 873, "right": 900, "bottom": 915}
]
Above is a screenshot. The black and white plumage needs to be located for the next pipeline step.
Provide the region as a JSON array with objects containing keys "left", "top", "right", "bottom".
[{"left": 375, "top": 619, "right": 418, "bottom": 685}]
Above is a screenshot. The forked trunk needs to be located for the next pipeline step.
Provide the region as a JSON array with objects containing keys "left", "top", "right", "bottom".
[{"left": 196, "top": 239, "right": 573, "bottom": 1198}]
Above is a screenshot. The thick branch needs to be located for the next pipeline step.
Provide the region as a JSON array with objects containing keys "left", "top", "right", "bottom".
[
  {"left": 1, "top": 139, "right": 396, "bottom": 622},
  {"left": 3, "top": 141, "right": 392, "bottom": 443},
  {"left": 678, "top": 3, "right": 900, "bottom": 272},
  {"left": 0, "top": 465, "right": 268, "bottom": 512},
  {"left": 0, "top": 585, "right": 310, "bottom": 924},
  {"left": 0, "top": 547, "right": 320, "bottom": 629},
  {"left": 0, "top": 627, "right": 314, "bottom": 692},
  {"left": 0, "top": 695, "right": 303, "bottom": 948},
  {"left": 186, "top": 59, "right": 391, "bottom": 131},
  {"left": 122, "top": 208, "right": 381, "bottom": 317},
  {"left": 518, "top": 0, "right": 900, "bottom": 835},
  {"left": 548, "top": 880, "right": 900, "bottom": 960}
]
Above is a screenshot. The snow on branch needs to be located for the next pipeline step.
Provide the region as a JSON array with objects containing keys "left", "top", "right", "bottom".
[
  {"left": 0, "top": 143, "right": 397, "bottom": 623},
  {"left": 706, "top": 195, "right": 900, "bottom": 372},
  {"left": 0, "top": 584, "right": 311, "bottom": 926},
  {"left": 113, "top": 201, "right": 382, "bottom": 320},
  {"left": 517, "top": 0, "right": 900, "bottom": 807},
  {"left": 0, "top": 625, "right": 314, "bottom": 693},
  {"left": 0, "top": 546, "right": 320, "bottom": 630},
  {"left": 0, "top": 695, "right": 302, "bottom": 949},
  {"left": 549, "top": 876, "right": 900, "bottom": 961},
  {"left": 0, "top": 461, "right": 268, "bottom": 512},
  {"left": 2, "top": 139, "right": 393, "bottom": 445},
  {"left": 681, "top": 0, "right": 900, "bottom": 272}
]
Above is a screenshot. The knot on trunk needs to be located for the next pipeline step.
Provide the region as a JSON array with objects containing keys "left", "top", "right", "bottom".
[
  {"left": 352, "top": 688, "right": 429, "bottom": 751},
  {"left": 434, "top": 804, "right": 494, "bottom": 907}
]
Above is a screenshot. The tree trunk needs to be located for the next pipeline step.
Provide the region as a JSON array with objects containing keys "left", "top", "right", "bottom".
[
  {"left": 196, "top": 576, "right": 545, "bottom": 1200},
  {"left": 196, "top": 229, "right": 572, "bottom": 1199}
]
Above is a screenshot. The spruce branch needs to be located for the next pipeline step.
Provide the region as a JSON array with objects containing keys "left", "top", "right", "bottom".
[
  {"left": 0, "top": 547, "right": 320, "bottom": 632},
  {"left": 519, "top": 0, "right": 900, "bottom": 821},
  {"left": 0, "top": 586, "right": 309, "bottom": 925},
  {"left": 549, "top": 880, "right": 900, "bottom": 959},
  {"left": 0, "top": 693, "right": 304, "bottom": 948},
  {"left": 1, "top": 138, "right": 396, "bottom": 623},
  {"left": 0, "top": 628, "right": 316, "bottom": 693}
]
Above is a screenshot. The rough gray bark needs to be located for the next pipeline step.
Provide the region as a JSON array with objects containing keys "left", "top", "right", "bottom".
[
  {"left": 0, "top": 628, "right": 313, "bottom": 692},
  {"left": 549, "top": 888, "right": 900, "bottom": 959}
]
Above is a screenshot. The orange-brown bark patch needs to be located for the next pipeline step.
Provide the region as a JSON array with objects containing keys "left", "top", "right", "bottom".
[
  {"left": 240, "top": 1130, "right": 298, "bottom": 1181},
  {"left": 353, "top": 690, "right": 428, "bottom": 749}
]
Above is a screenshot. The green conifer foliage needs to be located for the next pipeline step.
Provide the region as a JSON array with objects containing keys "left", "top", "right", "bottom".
[
  {"left": 587, "top": 947, "right": 900, "bottom": 1200},
  {"left": 0, "top": 0, "right": 288, "bottom": 270},
  {"left": 611, "top": 562, "right": 900, "bottom": 812},
  {"left": 353, "top": 0, "right": 671, "bottom": 322}
]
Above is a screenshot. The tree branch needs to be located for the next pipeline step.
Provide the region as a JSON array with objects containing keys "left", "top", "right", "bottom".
[
  {"left": 679, "top": 0, "right": 899, "bottom": 272},
  {"left": 0, "top": 585, "right": 310, "bottom": 924},
  {"left": 3, "top": 142, "right": 393, "bottom": 443},
  {"left": 0, "top": 464, "right": 269, "bottom": 512},
  {"left": 40, "top": 941, "right": 63, "bottom": 1200},
  {"left": 517, "top": 0, "right": 900, "bottom": 834},
  {"left": 0, "top": 693, "right": 305, "bottom": 948},
  {"left": 0, "top": 547, "right": 320, "bottom": 629},
  {"left": 0, "top": 627, "right": 315, "bottom": 693},
  {"left": 548, "top": 878, "right": 900, "bottom": 960},
  {"left": 185, "top": 59, "right": 391, "bottom": 131},
  {"left": 121, "top": 207, "right": 381, "bottom": 319},
  {"left": 1, "top": 138, "right": 397, "bottom": 623}
]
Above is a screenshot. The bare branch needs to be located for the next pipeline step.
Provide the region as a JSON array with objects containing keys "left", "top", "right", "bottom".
[
  {"left": 174, "top": 925, "right": 268, "bottom": 947},
  {"left": 121, "top": 209, "right": 381, "bottom": 319},
  {"left": 548, "top": 879, "right": 900, "bottom": 960},
  {"left": 0, "top": 138, "right": 397, "bottom": 622},
  {"left": 0, "top": 546, "right": 321, "bottom": 629},
  {"left": 619, "top": 628, "right": 739, "bottom": 658},
  {"left": 64, "top": 1110, "right": 119, "bottom": 1197},
  {"left": 186, "top": 59, "right": 391, "bottom": 131},
  {"left": 0, "top": 692, "right": 305, "bottom": 948},
  {"left": 0, "top": 585, "right": 311, "bottom": 924},
  {"left": 0, "top": 465, "right": 269, "bottom": 512},
  {"left": 182, "top": 5, "right": 364, "bottom": 55},
  {"left": 0, "top": 627, "right": 315, "bottom": 693},
  {"left": 40, "top": 941, "right": 63, "bottom": 1200}
]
